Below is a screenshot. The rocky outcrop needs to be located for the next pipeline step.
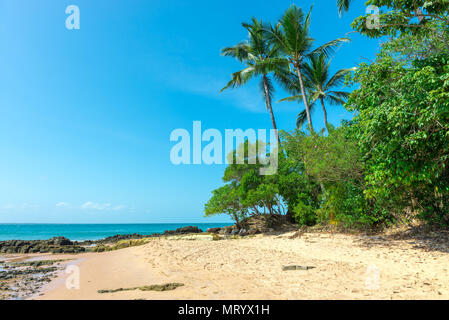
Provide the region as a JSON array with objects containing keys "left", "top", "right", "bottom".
[
  {"left": 0, "top": 237, "right": 85, "bottom": 254},
  {"left": 164, "top": 226, "right": 203, "bottom": 235},
  {"left": 219, "top": 215, "right": 297, "bottom": 237},
  {"left": 95, "top": 233, "right": 149, "bottom": 244}
]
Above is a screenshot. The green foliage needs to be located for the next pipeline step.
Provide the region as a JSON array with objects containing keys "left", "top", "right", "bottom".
[
  {"left": 265, "top": 4, "right": 350, "bottom": 131},
  {"left": 350, "top": 0, "right": 449, "bottom": 49},
  {"left": 282, "top": 126, "right": 393, "bottom": 228},
  {"left": 205, "top": 140, "right": 285, "bottom": 224},
  {"left": 293, "top": 200, "right": 316, "bottom": 226},
  {"left": 346, "top": 39, "right": 449, "bottom": 226},
  {"left": 278, "top": 53, "right": 354, "bottom": 129},
  {"left": 210, "top": 3, "right": 449, "bottom": 230}
]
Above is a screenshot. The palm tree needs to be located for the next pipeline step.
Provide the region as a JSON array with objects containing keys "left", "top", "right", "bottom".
[
  {"left": 221, "top": 18, "right": 288, "bottom": 143},
  {"left": 279, "top": 54, "right": 355, "bottom": 130},
  {"left": 265, "top": 5, "right": 350, "bottom": 132}
]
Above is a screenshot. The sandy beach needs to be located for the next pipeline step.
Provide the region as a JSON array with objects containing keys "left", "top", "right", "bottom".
[{"left": 33, "top": 231, "right": 449, "bottom": 300}]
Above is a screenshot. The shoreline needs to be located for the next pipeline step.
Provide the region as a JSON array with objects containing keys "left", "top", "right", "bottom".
[
  {"left": 0, "top": 223, "right": 232, "bottom": 242},
  {"left": 24, "top": 230, "right": 449, "bottom": 300},
  {"left": 2, "top": 223, "right": 449, "bottom": 300}
]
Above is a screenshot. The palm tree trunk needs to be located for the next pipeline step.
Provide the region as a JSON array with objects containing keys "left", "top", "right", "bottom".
[
  {"left": 262, "top": 74, "right": 280, "bottom": 144},
  {"left": 295, "top": 66, "right": 314, "bottom": 133},
  {"left": 320, "top": 96, "right": 328, "bottom": 129}
]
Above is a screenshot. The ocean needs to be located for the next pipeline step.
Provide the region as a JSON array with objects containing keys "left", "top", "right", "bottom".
[{"left": 0, "top": 223, "right": 232, "bottom": 241}]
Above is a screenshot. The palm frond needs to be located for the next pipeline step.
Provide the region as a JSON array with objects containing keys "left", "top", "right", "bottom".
[
  {"left": 324, "top": 67, "right": 356, "bottom": 90},
  {"left": 221, "top": 43, "right": 252, "bottom": 62},
  {"left": 220, "top": 67, "right": 256, "bottom": 92},
  {"left": 326, "top": 93, "right": 348, "bottom": 105},
  {"left": 337, "top": 0, "right": 352, "bottom": 16},
  {"left": 277, "top": 94, "right": 303, "bottom": 103},
  {"left": 308, "top": 37, "right": 350, "bottom": 59}
]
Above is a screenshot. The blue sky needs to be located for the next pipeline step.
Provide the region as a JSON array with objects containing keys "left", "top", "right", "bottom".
[{"left": 0, "top": 0, "right": 380, "bottom": 223}]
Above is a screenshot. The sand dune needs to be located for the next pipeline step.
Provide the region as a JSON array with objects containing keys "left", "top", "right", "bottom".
[{"left": 37, "top": 232, "right": 449, "bottom": 300}]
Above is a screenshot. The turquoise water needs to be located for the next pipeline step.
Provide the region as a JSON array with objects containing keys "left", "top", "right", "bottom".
[{"left": 0, "top": 223, "right": 232, "bottom": 241}]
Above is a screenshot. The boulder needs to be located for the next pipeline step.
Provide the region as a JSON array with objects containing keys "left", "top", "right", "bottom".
[{"left": 206, "top": 228, "right": 221, "bottom": 234}]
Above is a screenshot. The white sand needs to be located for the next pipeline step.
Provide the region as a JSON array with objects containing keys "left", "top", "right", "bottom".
[{"left": 37, "top": 232, "right": 449, "bottom": 300}]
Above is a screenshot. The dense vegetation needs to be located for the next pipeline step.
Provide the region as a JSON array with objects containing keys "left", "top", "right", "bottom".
[{"left": 205, "top": 1, "right": 449, "bottom": 229}]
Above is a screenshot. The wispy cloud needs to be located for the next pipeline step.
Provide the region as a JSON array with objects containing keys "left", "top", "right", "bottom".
[
  {"left": 56, "top": 202, "right": 71, "bottom": 208},
  {"left": 81, "top": 202, "right": 126, "bottom": 211}
]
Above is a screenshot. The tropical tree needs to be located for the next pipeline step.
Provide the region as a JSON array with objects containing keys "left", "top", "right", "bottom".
[
  {"left": 265, "top": 5, "right": 350, "bottom": 132},
  {"left": 221, "top": 18, "right": 288, "bottom": 143},
  {"left": 279, "top": 54, "right": 354, "bottom": 129}
]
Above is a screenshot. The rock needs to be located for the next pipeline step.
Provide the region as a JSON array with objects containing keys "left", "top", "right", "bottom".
[
  {"left": 0, "top": 238, "right": 84, "bottom": 254},
  {"left": 175, "top": 226, "right": 202, "bottom": 234},
  {"left": 238, "top": 229, "right": 248, "bottom": 236},
  {"left": 96, "top": 233, "right": 146, "bottom": 244},
  {"left": 206, "top": 228, "right": 222, "bottom": 234},
  {"left": 49, "top": 237, "right": 73, "bottom": 246},
  {"left": 219, "top": 226, "right": 233, "bottom": 235},
  {"left": 164, "top": 226, "right": 203, "bottom": 235},
  {"left": 282, "top": 265, "right": 315, "bottom": 271}
]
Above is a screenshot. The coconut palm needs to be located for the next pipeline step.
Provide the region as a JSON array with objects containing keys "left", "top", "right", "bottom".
[
  {"left": 279, "top": 53, "right": 355, "bottom": 130},
  {"left": 221, "top": 18, "right": 288, "bottom": 143},
  {"left": 265, "top": 4, "right": 350, "bottom": 132}
]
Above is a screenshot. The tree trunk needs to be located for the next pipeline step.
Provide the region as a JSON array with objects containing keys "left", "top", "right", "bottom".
[
  {"left": 320, "top": 96, "right": 328, "bottom": 130},
  {"left": 262, "top": 75, "right": 280, "bottom": 144},
  {"left": 295, "top": 66, "right": 314, "bottom": 133},
  {"left": 233, "top": 213, "right": 240, "bottom": 229}
]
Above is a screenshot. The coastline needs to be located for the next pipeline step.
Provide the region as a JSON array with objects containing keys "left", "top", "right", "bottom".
[
  {"left": 28, "top": 231, "right": 449, "bottom": 300},
  {"left": 0, "top": 223, "right": 232, "bottom": 242}
]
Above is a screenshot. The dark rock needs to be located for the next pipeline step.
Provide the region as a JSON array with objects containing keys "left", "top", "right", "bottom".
[
  {"left": 237, "top": 214, "right": 298, "bottom": 234},
  {"left": 175, "top": 226, "right": 203, "bottom": 234},
  {"left": 164, "top": 226, "right": 203, "bottom": 235},
  {"left": 95, "top": 233, "right": 147, "bottom": 244},
  {"left": 0, "top": 238, "right": 84, "bottom": 254},
  {"left": 206, "top": 228, "right": 221, "bottom": 234}
]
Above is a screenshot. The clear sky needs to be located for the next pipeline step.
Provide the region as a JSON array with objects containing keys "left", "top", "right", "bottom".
[{"left": 0, "top": 0, "right": 380, "bottom": 223}]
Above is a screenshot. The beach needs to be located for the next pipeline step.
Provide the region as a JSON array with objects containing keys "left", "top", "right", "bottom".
[{"left": 29, "top": 231, "right": 449, "bottom": 300}]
